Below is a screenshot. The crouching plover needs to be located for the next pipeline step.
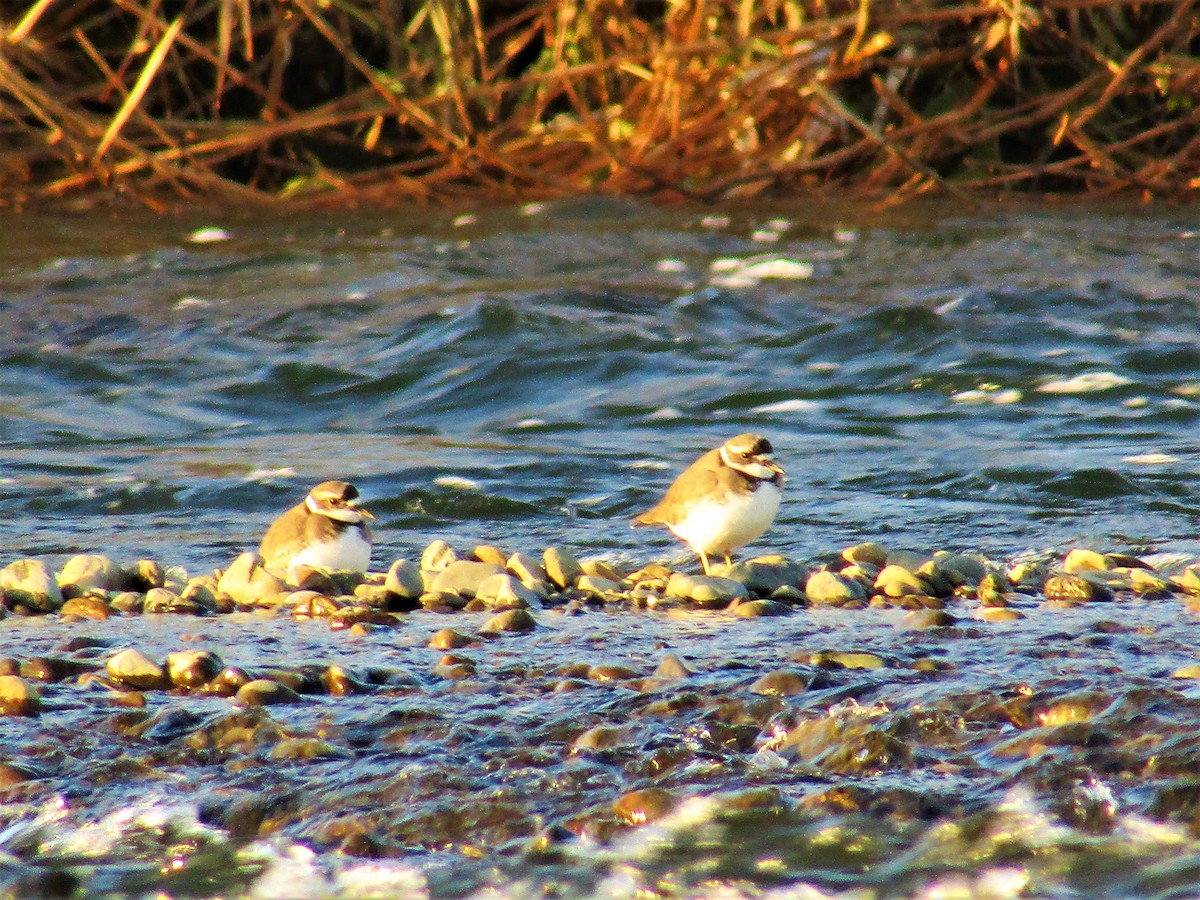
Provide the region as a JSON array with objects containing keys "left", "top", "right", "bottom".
[
  {"left": 633, "top": 434, "right": 784, "bottom": 575},
  {"left": 259, "top": 481, "right": 374, "bottom": 579}
]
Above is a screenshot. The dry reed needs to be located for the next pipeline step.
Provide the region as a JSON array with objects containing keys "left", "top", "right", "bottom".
[{"left": 1, "top": 0, "right": 1197, "bottom": 207}]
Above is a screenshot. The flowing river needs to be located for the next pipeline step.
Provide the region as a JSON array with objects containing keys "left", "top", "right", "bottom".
[{"left": 1, "top": 197, "right": 1200, "bottom": 898}]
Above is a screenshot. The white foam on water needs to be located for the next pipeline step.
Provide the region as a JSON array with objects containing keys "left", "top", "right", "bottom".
[
  {"left": 655, "top": 258, "right": 688, "bottom": 272},
  {"left": 1036, "top": 371, "right": 1133, "bottom": 393},
  {"left": 434, "top": 475, "right": 481, "bottom": 491},
  {"left": 186, "top": 226, "right": 232, "bottom": 244},
  {"left": 1123, "top": 452, "right": 1180, "bottom": 464},
  {"left": 752, "top": 398, "right": 821, "bottom": 414}
]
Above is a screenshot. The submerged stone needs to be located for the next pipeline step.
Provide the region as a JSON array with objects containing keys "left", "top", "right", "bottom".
[
  {"left": 479, "top": 608, "right": 536, "bottom": 634},
  {"left": 107, "top": 649, "right": 169, "bottom": 691},
  {"left": 613, "top": 787, "right": 676, "bottom": 824},
  {"left": 236, "top": 679, "right": 302, "bottom": 706}
]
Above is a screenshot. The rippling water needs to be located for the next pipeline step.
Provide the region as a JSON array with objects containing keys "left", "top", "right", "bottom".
[
  {"left": 4, "top": 199, "right": 1200, "bottom": 568},
  {"left": 3, "top": 198, "right": 1200, "bottom": 898}
]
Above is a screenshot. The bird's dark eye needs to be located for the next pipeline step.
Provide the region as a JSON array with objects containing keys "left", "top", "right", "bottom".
[{"left": 741, "top": 451, "right": 751, "bottom": 459}]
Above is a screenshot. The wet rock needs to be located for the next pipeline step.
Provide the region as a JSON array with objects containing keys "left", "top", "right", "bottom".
[
  {"left": 430, "top": 560, "right": 506, "bottom": 598},
  {"left": 217, "top": 553, "right": 288, "bottom": 605},
  {"left": 182, "top": 577, "right": 219, "bottom": 609},
  {"left": 57, "top": 554, "right": 126, "bottom": 599},
  {"left": 1008, "top": 561, "right": 1048, "bottom": 589},
  {"left": 899, "top": 609, "right": 957, "bottom": 630},
  {"left": 109, "top": 591, "right": 143, "bottom": 614},
  {"left": 733, "top": 599, "right": 791, "bottom": 617},
  {"left": 544, "top": 547, "right": 583, "bottom": 589},
  {"left": 581, "top": 559, "right": 623, "bottom": 582},
  {"left": 107, "top": 649, "right": 169, "bottom": 691},
  {"left": 60, "top": 596, "right": 112, "bottom": 620},
  {"left": 385, "top": 560, "right": 424, "bottom": 599},
  {"left": 433, "top": 655, "right": 476, "bottom": 680},
  {"left": 842, "top": 542, "right": 889, "bottom": 568},
  {"left": 809, "top": 650, "right": 887, "bottom": 670},
  {"left": 476, "top": 573, "right": 539, "bottom": 609},
  {"left": 886, "top": 549, "right": 929, "bottom": 571},
  {"left": 980, "top": 607, "right": 1025, "bottom": 622},
  {"left": 208, "top": 666, "right": 253, "bottom": 697},
  {"left": 779, "top": 717, "right": 912, "bottom": 774},
  {"left": 805, "top": 570, "right": 867, "bottom": 606},
  {"left": 429, "top": 628, "right": 475, "bottom": 650},
  {"left": 653, "top": 653, "right": 694, "bottom": 679},
  {"left": 614, "top": 788, "right": 676, "bottom": 824},
  {"left": 329, "top": 608, "right": 399, "bottom": 630},
  {"left": 507, "top": 552, "right": 547, "bottom": 585},
  {"left": 236, "top": 679, "right": 302, "bottom": 706},
  {"left": 472, "top": 544, "right": 508, "bottom": 566},
  {"left": 977, "top": 573, "right": 1012, "bottom": 606},
  {"left": 288, "top": 591, "right": 342, "bottom": 620},
  {"left": 1063, "top": 548, "right": 1109, "bottom": 574},
  {"left": 666, "top": 573, "right": 749, "bottom": 606},
  {"left": 750, "top": 669, "right": 809, "bottom": 696},
  {"left": 127, "top": 559, "right": 166, "bottom": 591},
  {"left": 166, "top": 650, "right": 224, "bottom": 689},
  {"left": 577, "top": 574, "right": 622, "bottom": 596},
  {"left": 726, "top": 555, "right": 808, "bottom": 594},
  {"left": 479, "top": 608, "right": 537, "bottom": 634},
  {"left": 0, "top": 675, "right": 40, "bottom": 716},
  {"left": 323, "top": 665, "right": 373, "bottom": 695},
  {"left": 1130, "top": 568, "right": 1173, "bottom": 598},
  {"left": 421, "top": 540, "right": 458, "bottom": 572},
  {"left": 0, "top": 559, "right": 63, "bottom": 612},
  {"left": 144, "top": 587, "right": 212, "bottom": 615},
  {"left": 1044, "top": 574, "right": 1114, "bottom": 604},
  {"left": 270, "top": 738, "right": 348, "bottom": 761},
  {"left": 932, "top": 552, "right": 989, "bottom": 587},
  {"left": 588, "top": 663, "right": 639, "bottom": 682},
  {"left": 292, "top": 567, "right": 340, "bottom": 595},
  {"left": 875, "top": 565, "right": 929, "bottom": 598},
  {"left": 573, "top": 726, "right": 628, "bottom": 751}
]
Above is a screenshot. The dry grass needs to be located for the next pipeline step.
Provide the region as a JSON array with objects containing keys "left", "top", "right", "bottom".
[{"left": 1, "top": 0, "right": 1198, "bottom": 208}]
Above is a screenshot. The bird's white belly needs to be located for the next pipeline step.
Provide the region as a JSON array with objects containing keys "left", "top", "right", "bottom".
[
  {"left": 668, "top": 483, "right": 781, "bottom": 556},
  {"left": 287, "top": 528, "right": 371, "bottom": 575}
]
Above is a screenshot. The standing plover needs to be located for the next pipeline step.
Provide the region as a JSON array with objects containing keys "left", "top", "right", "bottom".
[
  {"left": 633, "top": 434, "right": 784, "bottom": 574},
  {"left": 259, "top": 481, "right": 374, "bottom": 579}
]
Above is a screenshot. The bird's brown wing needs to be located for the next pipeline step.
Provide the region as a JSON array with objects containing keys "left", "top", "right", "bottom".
[
  {"left": 632, "top": 448, "right": 723, "bottom": 525},
  {"left": 258, "top": 502, "right": 308, "bottom": 570}
]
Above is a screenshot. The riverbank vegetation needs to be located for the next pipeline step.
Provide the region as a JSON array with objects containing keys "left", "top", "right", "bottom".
[{"left": 1, "top": 0, "right": 1197, "bottom": 208}]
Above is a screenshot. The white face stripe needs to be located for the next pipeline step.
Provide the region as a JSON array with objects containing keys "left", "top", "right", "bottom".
[
  {"left": 720, "top": 445, "right": 780, "bottom": 479},
  {"left": 306, "top": 493, "right": 365, "bottom": 523}
]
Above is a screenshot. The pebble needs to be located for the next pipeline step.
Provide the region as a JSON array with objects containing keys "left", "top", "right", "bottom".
[
  {"left": 430, "top": 560, "right": 506, "bottom": 598},
  {"left": 805, "top": 570, "right": 867, "bottom": 605},
  {"left": 543, "top": 547, "right": 583, "bottom": 589},
  {"left": 875, "top": 565, "right": 929, "bottom": 598},
  {"left": 588, "top": 663, "right": 639, "bottom": 682},
  {"left": 107, "top": 649, "right": 169, "bottom": 690},
  {"left": 653, "top": 653, "right": 694, "bottom": 679},
  {"left": 932, "top": 552, "right": 989, "bottom": 586},
  {"left": 979, "top": 607, "right": 1025, "bottom": 622},
  {"left": 475, "top": 573, "right": 539, "bottom": 608},
  {"left": 60, "top": 596, "right": 112, "bottom": 620},
  {"left": 0, "top": 675, "right": 40, "bottom": 716},
  {"left": 57, "top": 554, "right": 126, "bottom": 598},
  {"left": 429, "top": 629, "right": 474, "bottom": 650},
  {"left": 899, "top": 608, "right": 956, "bottom": 630},
  {"left": 1044, "top": 574, "right": 1114, "bottom": 603},
  {"left": 809, "top": 651, "right": 887, "bottom": 670},
  {"left": 580, "top": 559, "right": 623, "bottom": 582},
  {"left": 421, "top": 540, "right": 458, "bottom": 572},
  {"left": 613, "top": 787, "right": 676, "bottom": 824},
  {"left": 732, "top": 598, "right": 791, "bottom": 617},
  {"left": 842, "top": 542, "right": 889, "bottom": 568},
  {"left": 507, "top": 552, "right": 547, "bottom": 585},
  {"left": 166, "top": 650, "right": 224, "bottom": 689},
  {"left": 726, "top": 555, "right": 808, "bottom": 594},
  {"left": 479, "top": 608, "right": 536, "bottom": 634},
  {"left": 1063, "top": 548, "right": 1109, "bottom": 574},
  {"left": 0, "top": 559, "right": 63, "bottom": 612},
  {"left": 217, "top": 553, "right": 288, "bottom": 605},
  {"left": 750, "top": 669, "right": 809, "bottom": 695},
  {"left": 666, "top": 573, "right": 749, "bottom": 606},
  {"left": 577, "top": 574, "right": 621, "bottom": 595},
  {"left": 472, "top": 545, "right": 508, "bottom": 566},
  {"left": 573, "top": 726, "right": 627, "bottom": 751},
  {"left": 236, "top": 679, "right": 302, "bottom": 706},
  {"left": 384, "top": 560, "right": 424, "bottom": 599}
]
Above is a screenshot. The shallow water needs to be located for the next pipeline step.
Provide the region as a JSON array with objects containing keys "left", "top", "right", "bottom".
[{"left": 3, "top": 198, "right": 1200, "bottom": 898}]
